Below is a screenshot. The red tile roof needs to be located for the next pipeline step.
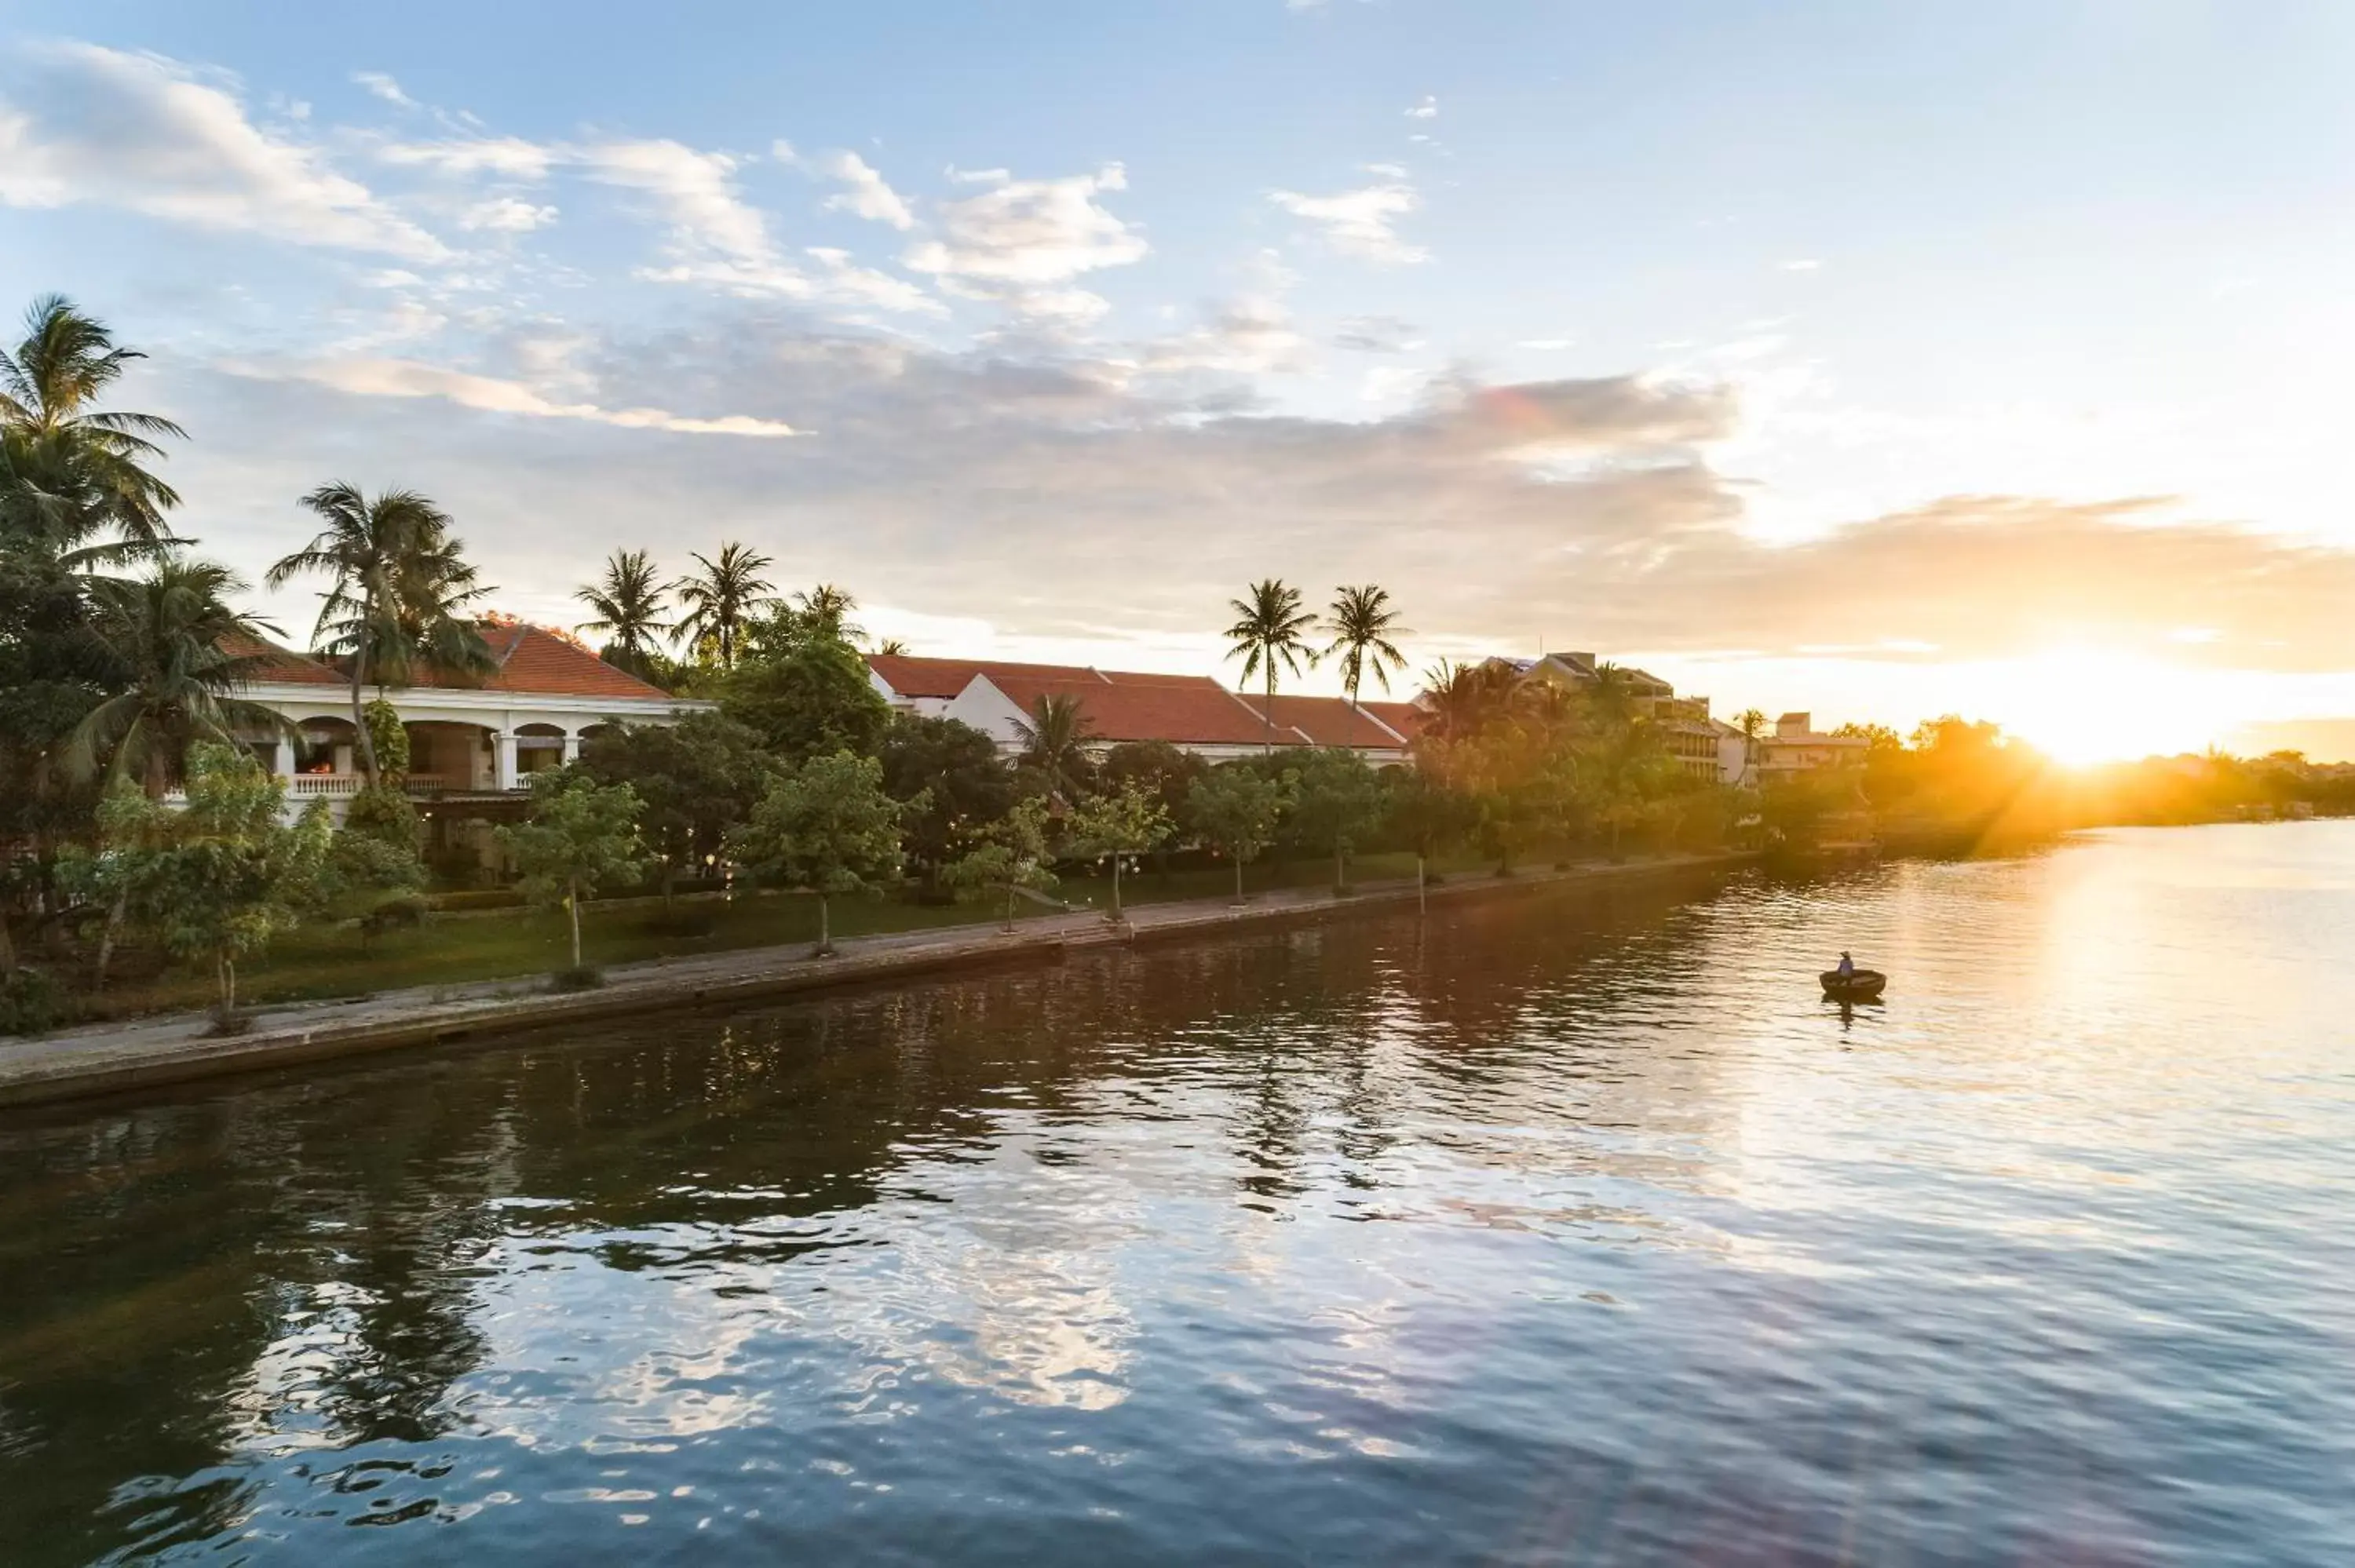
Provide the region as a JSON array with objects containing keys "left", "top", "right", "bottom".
[
  {"left": 1235, "top": 694, "right": 1414, "bottom": 749},
  {"left": 983, "top": 673, "right": 1285, "bottom": 748},
  {"left": 1359, "top": 701, "right": 1426, "bottom": 743},
  {"left": 868, "top": 653, "right": 1224, "bottom": 701},
  {"left": 470, "top": 622, "right": 673, "bottom": 701},
  {"left": 225, "top": 632, "right": 347, "bottom": 687}
]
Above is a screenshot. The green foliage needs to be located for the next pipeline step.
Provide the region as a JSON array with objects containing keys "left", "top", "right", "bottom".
[
  {"left": 671, "top": 542, "right": 774, "bottom": 669},
  {"left": 876, "top": 715, "right": 1015, "bottom": 885},
  {"left": 1100, "top": 740, "right": 1208, "bottom": 826},
  {"left": 725, "top": 749, "right": 907, "bottom": 953},
  {"left": 1186, "top": 764, "right": 1291, "bottom": 899},
  {"left": 0, "top": 967, "right": 69, "bottom": 1036},
  {"left": 1223, "top": 578, "right": 1320, "bottom": 746},
  {"left": 57, "top": 744, "right": 328, "bottom": 1014},
  {"left": 1285, "top": 747, "right": 1386, "bottom": 885},
  {"left": 721, "top": 633, "right": 891, "bottom": 764},
  {"left": 362, "top": 699, "right": 410, "bottom": 776},
  {"left": 494, "top": 768, "right": 648, "bottom": 972},
  {"left": 1064, "top": 779, "right": 1172, "bottom": 920},
  {"left": 579, "top": 710, "right": 779, "bottom": 896},
  {"left": 943, "top": 797, "right": 1058, "bottom": 928},
  {"left": 342, "top": 779, "right": 420, "bottom": 847},
  {"left": 1013, "top": 692, "right": 1097, "bottom": 802},
  {"left": 1383, "top": 768, "right": 1479, "bottom": 861}
]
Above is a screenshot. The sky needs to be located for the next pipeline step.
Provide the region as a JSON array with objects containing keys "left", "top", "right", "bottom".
[{"left": 5, "top": 1, "right": 2355, "bottom": 760}]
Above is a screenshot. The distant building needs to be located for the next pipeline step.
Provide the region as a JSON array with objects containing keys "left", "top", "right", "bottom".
[
  {"left": 1757, "top": 712, "right": 1870, "bottom": 778},
  {"left": 1481, "top": 651, "right": 1743, "bottom": 786},
  {"left": 867, "top": 654, "right": 1414, "bottom": 764}
]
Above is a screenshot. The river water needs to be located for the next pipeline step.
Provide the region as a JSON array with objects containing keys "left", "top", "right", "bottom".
[{"left": 3, "top": 826, "right": 2352, "bottom": 1566}]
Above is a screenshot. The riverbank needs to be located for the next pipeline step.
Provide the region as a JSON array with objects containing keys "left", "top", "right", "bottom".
[{"left": 0, "top": 851, "right": 1751, "bottom": 1110}]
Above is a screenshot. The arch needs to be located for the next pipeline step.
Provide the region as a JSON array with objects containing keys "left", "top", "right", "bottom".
[
  {"left": 404, "top": 720, "right": 498, "bottom": 792},
  {"left": 511, "top": 721, "right": 569, "bottom": 779}
]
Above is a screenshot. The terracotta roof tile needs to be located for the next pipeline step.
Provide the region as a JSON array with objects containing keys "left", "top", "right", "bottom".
[
  {"left": 1359, "top": 700, "right": 1426, "bottom": 742},
  {"left": 868, "top": 653, "right": 1233, "bottom": 701},
  {"left": 472, "top": 624, "right": 674, "bottom": 700},
  {"left": 225, "top": 632, "right": 346, "bottom": 687},
  {"left": 1234, "top": 694, "right": 1413, "bottom": 749},
  {"left": 984, "top": 674, "right": 1283, "bottom": 748}
]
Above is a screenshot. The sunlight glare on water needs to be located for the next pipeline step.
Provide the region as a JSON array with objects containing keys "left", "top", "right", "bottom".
[{"left": 2, "top": 826, "right": 2352, "bottom": 1566}]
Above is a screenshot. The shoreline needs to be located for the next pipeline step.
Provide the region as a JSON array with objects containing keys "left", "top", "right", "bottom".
[{"left": 0, "top": 851, "right": 1755, "bottom": 1112}]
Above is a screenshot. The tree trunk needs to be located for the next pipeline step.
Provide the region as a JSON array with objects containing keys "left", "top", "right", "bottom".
[
  {"left": 1003, "top": 884, "right": 1016, "bottom": 932},
  {"left": 1263, "top": 668, "right": 1275, "bottom": 756},
  {"left": 567, "top": 875, "right": 582, "bottom": 969},
  {"left": 143, "top": 746, "right": 169, "bottom": 801},
  {"left": 1418, "top": 852, "right": 1428, "bottom": 917},
  {"left": 215, "top": 949, "right": 238, "bottom": 1014},
  {"left": 816, "top": 894, "right": 832, "bottom": 956},
  {"left": 0, "top": 911, "right": 15, "bottom": 979},
  {"left": 93, "top": 889, "right": 127, "bottom": 993},
  {"left": 1334, "top": 843, "right": 1345, "bottom": 892},
  {"left": 1233, "top": 853, "right": 1244, "bottom": 905},
  {"left": 1110, "top": 855, "right": 1123, "bottom": 921},
  {"left": 350, "top": 640, "right": 380, "bottom": 786}
]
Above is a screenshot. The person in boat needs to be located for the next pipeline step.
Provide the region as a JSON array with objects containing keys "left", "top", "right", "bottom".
[{"left": 1835, "top": 951, "right": 1856, "bottom": 979}]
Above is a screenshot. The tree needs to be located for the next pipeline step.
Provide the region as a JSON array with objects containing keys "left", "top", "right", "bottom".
[
  {"left": 1287, "top": 747, "right": 1386, "bottom": 891},
  {"left": 1734, "top": 708, "right": 1769, "bottom": 786},
  {"left": 494, "top": 769, "right": 648, "bottom": 976},
  {"left": 578, "top": 711, "right": 780, "bottom": 906},
  {"left": 1323, "top": 585, "right": 1410, "bottom": 709},
  {"left": 267, "top": 483, "right": 494, "bottom": 785},
  {"left": 1099, "top": 740, "right": 1209, "bottom": 830},
  {"left": 721, "top": 633, "right": 891, "bottom": 763},
  {"left": 672, "top": 542, "right": 774, "bottom": 670},
  {"left": 1186, "top": 764, "right": 1290, "bottom": 904},
  {"left": 725, "top": 750, "right": 906, "bottom": 956},
  {"left": 943, "top": 797, "right": 1057, "bottom": 930},
  {"left": 1064, "top": 780, "right": 1170, "bottom": 923},
  {"left": 0, "top": 294, "right": 184, "bottom": 552},
  {"left": 876, "top": 637, "right": 911, "bottom": 657},
  {"left": 875, "top": 715, "right": 1016, "bottom": 891},
  {"left": 792, "top": 582, "right": 864, "bottom": 645},
  {"left": 1384, "top": 768, "right": 1478, "bottom": 913},
  {"left": 1013, "top": 692, "right": 1097, "bottom": 802},
  {"left": 1225, "top": 578, "right": 1319, "bottom": 753},
  {"left": 575, "top": 549, "right": 671, "bottom": 678},
  {"left": 59, "top": 744, "right": 328, "bottom": 1020},
  {"left": 65, "top": 557, "right": 294, "bottom": 798},
  {"left": 1416, "top": 658, "right": 1521, "bottom": 746}
]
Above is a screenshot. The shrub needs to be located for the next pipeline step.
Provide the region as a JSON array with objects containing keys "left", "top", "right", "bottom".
[
  {"left": 550, "top": 965, "right": 606, "bottom": 992},
  {"left": 0, "top": 968, "right": 70, "bottom": 1037}
]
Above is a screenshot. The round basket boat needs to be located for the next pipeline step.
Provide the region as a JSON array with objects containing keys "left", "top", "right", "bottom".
[{"left": 1820, "top": 968, "right": 1887, "bottom": 1001}]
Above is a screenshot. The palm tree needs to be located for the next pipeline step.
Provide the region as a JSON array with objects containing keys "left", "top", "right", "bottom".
[
  {"left": 1013, "top": 692, "right": 1097, "bottom": 802},
  {"left": 794, "top": 582, "right": 864, "bottom": 645},
  {"left": 1735, "top": 708, "right": 1768, "bottom": 785},
  {"left": 1223, "top": 578, "right": 1319, "bottom": 753},
  {"left": 876, "top": 637, "right": 911, "bottom": 657},
  {"left": 1417, "top": 658, "right": 1520, "bottom": 744},
  {"left": 1322, "top": 585, "right": 1409, "bottom": 711},
  {"left": 673, "top": 542, "right": 774, "bottom": 669},
  {"left": 267, "top": 483, "right": 494, "bottom": 785},
  {"left": 575, "top": 549, "right": 671, "bottom": 673},
  {"left": 0, "top": 294, "right": 184, "bottom": 557},
  {"left": 65, "top": 557, "right": 292, "bottom": 797}
]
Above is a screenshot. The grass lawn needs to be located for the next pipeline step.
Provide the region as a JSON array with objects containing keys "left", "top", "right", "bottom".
[{"left": 84, "top": 850, "right": 1503, "bottom": 1021}]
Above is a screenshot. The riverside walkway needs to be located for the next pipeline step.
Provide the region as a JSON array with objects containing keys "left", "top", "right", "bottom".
[{"left": 0, "top": 852, "right": 1751, "bottom": 1110}]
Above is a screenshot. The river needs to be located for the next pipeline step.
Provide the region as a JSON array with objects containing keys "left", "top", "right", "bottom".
[{"left": 2, "top": 826, "right": 2351, "bottom": 1565}]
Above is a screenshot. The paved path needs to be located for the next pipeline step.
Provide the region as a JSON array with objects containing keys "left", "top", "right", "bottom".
[{"left": 0, "top": 853, "right": 1750, "bottom": 1110}]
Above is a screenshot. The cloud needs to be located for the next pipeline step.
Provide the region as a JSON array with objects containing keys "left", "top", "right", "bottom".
[
  {"left": 1406, "top": 94, "right": 1438, "bottom": 119},
  {"left": 1333, "top": 315, "right": 1420, "bottom": 353},
  {"left": 0, "top": 42, "right": 447, "bottom": 259},
  {"left": 578, "top": 138, "right": 770, "bottom": 264},
  {"left": 904, "top": 163, "right": 1147, "bottom": 317},
  {"left": 801, "top": 148, "right": 915, "bottom": 230},
  {"left": 1268, "top": 180, "right": 1425, "bottom": 264},
  {"left": 459, "top": 195, "right": 557, "bottom": 232},
  {"left": 1781, "top": 258, "right": 1822, "bottom": 272},
  {"left": 379, "top": 136, "right": 556, "bottom": 180},
  {"left": 352, "top": 71, "right": 414, "bottom": 108},
  {"left": 220, "top": 352, "right": 801, "bottom": 436}
]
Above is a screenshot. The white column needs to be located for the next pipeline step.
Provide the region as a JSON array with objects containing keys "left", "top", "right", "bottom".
[
  {"left": 560, "top": 731, "right": 582, "bottom": 764},
  {"left": 274, "top": 737, "right": 297, "bottom": 777},
  {"left": 333, "top": 742, "right": 353, "bottom": 775},
  {"left": 494, "top": 732, "right": 518, "bottom": 790}
]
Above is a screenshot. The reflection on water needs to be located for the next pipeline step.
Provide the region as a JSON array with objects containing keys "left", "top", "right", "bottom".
[{"left": 4, "top": 829, "right": 2354, "bottom": 1565}]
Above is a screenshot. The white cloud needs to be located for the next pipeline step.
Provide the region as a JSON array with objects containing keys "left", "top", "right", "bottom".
[
  {"left": 1268, "top": 179, "right": 1426, "bottom": 264},
  {"left": 352, "top": 71, "right": 414, "bottom": 108},
  {"left": 946, "top": 165, "right": 1010, "bottom": 185},
  {"left": 459, "top": 195, "right": 557, "bottom": 232},
  {"left": 1781, "top": 257, "right": 1822, "bottom": 272},
  {"left": 0, "top": 42, "right": 447, "bottom": 260},
  {"left": 801, "top": 148, "right": 915, "bottom": 230},
  {"left": 1406, "top": 94, "right": 1438, "bottom": 119},
  {"left": 578, "top": 138, "right": 770, "bottom": 264},
  {"left": 221, "top": 353, "right": 802, "bottom": 436},
  {"left": 1334, "top": 314, "right": 1421, "bottom": 353},
  {"left": 379, "top": 136, "right": 555, "bottom": 180},
  {"left": 904, "top": 163, "right": 1147, "bottom": 314},
  {"left": 805, "top": 247, "right": 943, "bottom": 315}
]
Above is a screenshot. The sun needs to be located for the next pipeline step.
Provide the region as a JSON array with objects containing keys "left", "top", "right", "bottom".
[{"left": 1977, "top": 647, "right": 2218, "bottom": 767}]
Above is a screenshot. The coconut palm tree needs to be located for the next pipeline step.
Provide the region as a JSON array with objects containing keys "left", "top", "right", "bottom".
[
  {"left": 794, "top": 582, "right": 864, "bottom": 645},
  {"left": 0, "top": 294, "right": 184, "bottom": 558},
  {"left": 1013, "top": 692, "right": 1097, "bottom": 803},
  {"left": 1417, "top": 658, "right": 1520, "bottom": 744},
  {"left": 575, "top": 549, "right": 671, "bottom": 674},
  {"left": 267, "top": 483, "right": 495, "bottom": 785},
  {"left": 1322, "top": 585, "right": 1410, "bottom": 711},
  {"left": 64, "top": 556, "right": 292, "bottom": 797},
  {"left": 1223, "top": 578, "right": 1319, "bottom": 753},
  {"left": 1735, "top": 708, "right": 1768, "bottom": 785},
  {"left": 876, "top": 637, "right": 911, "bottom": 657},
  {"left": 672, "top": 542, "right": 774, "bottom": 669}
]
